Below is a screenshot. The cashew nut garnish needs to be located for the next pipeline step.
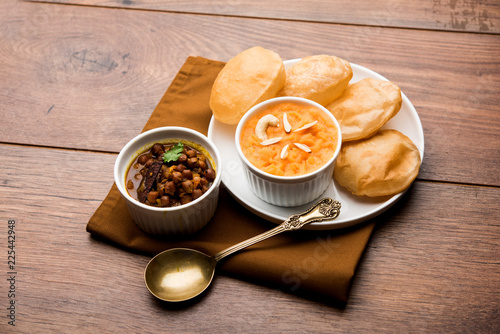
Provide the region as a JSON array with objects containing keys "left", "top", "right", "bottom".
[{"left": 255, "top": 114, "right": 279, "bottom": 141}]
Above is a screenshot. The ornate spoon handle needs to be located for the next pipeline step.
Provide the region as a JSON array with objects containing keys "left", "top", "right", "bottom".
[{"left": 214, "top": 198, "right": 341, "bottom": 262}]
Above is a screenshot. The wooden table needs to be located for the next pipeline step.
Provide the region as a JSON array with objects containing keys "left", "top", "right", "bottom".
[{"left": 1, "top": 0, "right": 499, "bottom": 332}]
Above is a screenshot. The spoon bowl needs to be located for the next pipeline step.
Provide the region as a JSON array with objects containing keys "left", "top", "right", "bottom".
[
  {"left": 144, "top": 198, "right": 341, "bottom": 302},
  {"left": 145, "top": 248, "right": 216, "bottom": 302}
]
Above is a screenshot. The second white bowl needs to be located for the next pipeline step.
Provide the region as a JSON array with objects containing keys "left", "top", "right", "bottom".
[{"left": 114, "top": 127, "right": 222, "bottom": 235}]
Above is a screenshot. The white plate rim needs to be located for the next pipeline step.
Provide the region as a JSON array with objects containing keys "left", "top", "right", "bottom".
[{"left": 208, "top": 59, "right": 424, "bottom": 230}]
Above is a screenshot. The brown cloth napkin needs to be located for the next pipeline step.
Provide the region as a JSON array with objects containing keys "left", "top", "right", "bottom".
[{"left": 87, "top": 56, "right": 375, "bottom": 304}]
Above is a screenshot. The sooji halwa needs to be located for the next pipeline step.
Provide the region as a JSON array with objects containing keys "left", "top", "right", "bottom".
[
  {"left": 126, "top": 141, "right": 216, "bottom": 207},
  {"left": 240, "top": 101, "right": 338, "bottom": 176}
]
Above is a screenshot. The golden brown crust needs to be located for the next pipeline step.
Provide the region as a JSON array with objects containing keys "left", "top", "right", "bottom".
[
  {"left": 278, "top": 55, "right": 353, "bottom": 106},
  {"left": 326, "top": 78, "right": 402, "bottom": 142},
  {"left": 334, "top": 129, "right": 421, "bottom": 197},
  {"left": 209, "top": 46, "right": 286, "bottom": 124}
]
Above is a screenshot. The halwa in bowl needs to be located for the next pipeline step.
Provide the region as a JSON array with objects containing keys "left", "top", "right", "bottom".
[{"left": 235, "top": 97, "right": 342, "bottom": 207}]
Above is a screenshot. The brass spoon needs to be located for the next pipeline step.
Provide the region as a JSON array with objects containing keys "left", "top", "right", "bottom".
[{"left": 144, "top": 198, "right": 341, "bottom": 302}]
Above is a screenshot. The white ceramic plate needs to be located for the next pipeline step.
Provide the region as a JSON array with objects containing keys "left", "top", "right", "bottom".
[{"left": 208, "top": 59, "right": 424, "bottom": 230}]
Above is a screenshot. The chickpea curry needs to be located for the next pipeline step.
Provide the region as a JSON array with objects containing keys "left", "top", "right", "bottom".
[{"left": 126, "top": 141, "right": 216, "bottom": 207}]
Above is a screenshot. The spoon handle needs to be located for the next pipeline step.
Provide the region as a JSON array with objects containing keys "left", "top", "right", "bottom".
[{"left": 213, "top": 198, "right": 341, "bottom": 262}]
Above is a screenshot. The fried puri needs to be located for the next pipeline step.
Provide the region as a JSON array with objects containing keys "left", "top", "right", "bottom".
[
  {"left": 278, "top": 55, "right": 352, "bottom": 106},
  {"left": 334, "top": 129, "right": 421, "bottom": 197},
  {"left": 326, "top": 78, "right": 402, "bottom": 141},
  {"left": 209, "top": 46, "right": 286, "bottom": 124}
]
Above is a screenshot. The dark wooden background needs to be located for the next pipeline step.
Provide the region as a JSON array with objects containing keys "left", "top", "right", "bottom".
[{"left": 1, "top": 0, "right": 499, "bottom": 332}]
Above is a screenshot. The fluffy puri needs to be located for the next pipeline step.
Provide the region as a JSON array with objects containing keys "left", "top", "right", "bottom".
[
  {"left": 326, "top": 78, "right": 402, "bottom": 142},
  {"left": 209, "top": 47, "right": 286, "bottom": 124},
  {"left": 334, "top": 129, "right": 421, "bottom": 197},
  {"left": 278, "top": 55, "right": 353, "bottom": 106}
]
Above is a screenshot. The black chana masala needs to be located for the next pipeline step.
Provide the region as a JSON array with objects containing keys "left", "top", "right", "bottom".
[{"left": 126, "top": 142, "right": 216, "bottom": 207}]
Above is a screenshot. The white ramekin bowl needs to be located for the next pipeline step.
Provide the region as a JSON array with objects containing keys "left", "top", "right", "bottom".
[
  {"left": 235, "top": 97, "right": 342, "bottom": 207},
  {"left": 114, "top": 127, "right": 222, "bottom": 235}
]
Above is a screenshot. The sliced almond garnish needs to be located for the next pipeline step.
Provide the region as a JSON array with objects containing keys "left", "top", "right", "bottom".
[
  {"left": 283, "top": 113, "right": 291, "bottom": 133},
  {"left": 294, "top": 143, "right": 312, "bottom": 153},
  {"left": 293, "top": 120, "right": 318, "bottom": 132},
  {"left": 260, "top": 137, "right": 283, "bottom": 146},
  {"left": 280, "top": 144, "right": 289, "bottom": 159}
]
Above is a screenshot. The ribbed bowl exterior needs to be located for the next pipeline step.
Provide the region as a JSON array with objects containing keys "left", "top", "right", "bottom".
[
  {"left": 125, "top": 187, "right": 220, "bottom": 235},
  {"left": 235, "top": 97, "right": 342, "bottom": 208},
  {"left": 243, "top": 164, "right": 334, "bottom": 207}
]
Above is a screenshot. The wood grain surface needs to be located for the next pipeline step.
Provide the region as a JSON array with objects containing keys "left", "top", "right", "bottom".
[
  {"left": 1, "top": 0, "right": 499, "bottom": 333},
  {"left": 28, "top": 0, "right": 500, "bottom": 34},
  {"left": 0, "top": 144, "right": 498, "bottom": 333},
  {"left": 3, "top": 1, "right": 500, "bottom": 186}
]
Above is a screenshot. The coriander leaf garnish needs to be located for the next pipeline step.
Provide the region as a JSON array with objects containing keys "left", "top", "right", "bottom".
[{"left": 162, "top": 142, "right": 184, "bottom": 163}]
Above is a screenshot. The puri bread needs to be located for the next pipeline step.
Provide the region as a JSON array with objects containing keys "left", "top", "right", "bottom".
[
  {"left": 334, "top": 129, "right": 421, "bottom": 197},
  {"left": 209, "top": 46, "right": 286, "bottom": 124},
  {"left": 278, "top": 55, "right": 352, "bottom": 106},
  {"left": 326, "top": 78, "right": 402, "bottom": 142}
]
